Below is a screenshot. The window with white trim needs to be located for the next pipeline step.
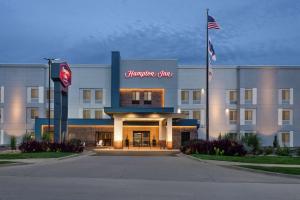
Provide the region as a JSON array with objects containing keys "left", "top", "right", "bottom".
[
  {"left": 244, "top": 109, "right": 253, "bottom": 124},
  {"left": 282, "top": 109, "right": 292, "bottom": 125},
  {"left": 0, "top": 107, "right": 3, "bottom": 123},
  {"left": 181, "top": 110, "right": 190, "bottom": 119},
  {"left": 45, "top": 108, "right": 54, "bottom": 118},
  {"left": 193, "top": 90, "right": 201, "bottom": 104},
  {"left": 26, "top": 107, "right": 39, "bottom": 122},
  {"left": 83, "top": 89, "right": 91, "bottom": 103},
  {"left": 27, "top": 87, "right": 39, "bottom": 103},
  {"left": 244, "top": 89, "right": 253, "bottom": 104},
  {"left": 181, "top": 90, "right": 189, "bottom": 104},
  {"left": 46, "top": 88, "right": 54, "bottom": 101},
  {"left": 95, "top": 109, "right": 103, "bottom": 119},
  {"left": 281, "top": 132, "right": 290, "bottom": 147},
  {"left": 95, "top": 89, "right": 103, "bottom": 104},
  {"left": 229, "top": 90, "right": 237, "bottom": 104},
  {"left": 132, "top": 91, "right": 140, "bottom": 104},
  {"left": 0, "top": 86, "right": 3, "bottom": 103},
  {"left": 229, "top": 109, "right": 237, "bottom": 124},
  {"left": 83, "top": 109, "right": 91, "bottom": 119},
  {"left": 281, "top": 89, "right": 290, "bottom": 104},
  {"left": 192, "top": 110, "right": 201, "bottom": 121}
]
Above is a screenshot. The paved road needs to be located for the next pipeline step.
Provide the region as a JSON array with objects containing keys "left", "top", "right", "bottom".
[{"left": 0, "top": 153, "right": 299, "bottom": 200}]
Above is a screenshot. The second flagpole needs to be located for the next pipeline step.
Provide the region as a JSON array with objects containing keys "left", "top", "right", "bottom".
[{"left": 205, "top": 9, "right": 209, "bottom": 141}]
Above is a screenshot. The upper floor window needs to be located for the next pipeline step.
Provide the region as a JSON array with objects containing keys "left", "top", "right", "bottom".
[
  {"left": 0, "top": 86, "right": 4, "bottom": 103},
  {"left": 245, "top": 89, "right": 253, "bottom": 104},
  {"left": 229, "top": 90, "right": 237, "bottom": 104},
  {"left": 83, "top": 89, "right": 91, "bottom": 103},
  {"left": 46, "top": 88, "right": 54, "bottom": 101},
  {"left": 193, "top": 90, "right": 201, "bottom": 104},
  {"left": 181, "top": 90, "right": 189, "bottom": 104},
  {"left": 132, "top": 91, "right": 140, "bottom": 104},
  {"left": 244, "top": 109, "right": 253, "bottom": 124},
  {"left": 229, "top": 109, "right": 237, "bottom": 124},
  {"left": 0, "top": 107, "right": 3, "bottom": 123},
  {"left": 282, "top": 110, "right": 292, "bottom": 125},
  {"left": 27, "top": 87, "right": 40, "bottom": 103},
  {"left": 192, "top": 110, "right": 201, "bottom": 121},
  {"left": 279, "top": 88, "right": 293, "bottom": 105},
  {"left": 45, "top": 108, "right": 54, "bottom": 119},
  {"left": 95, "top": 89, "right": 103, "bottom": 104},
  {"left": 26, "top": 107, "right": 39, "bottom": 122},
  {"left": 144, "top": 91, "right": 152, "bottom": 104},
  {"left": 83, "top": 109, "right": 91, "bottom": 119},
  {"left": 281, "top": 132, "right": 290, "bottom": 147},
  {"left": 95, "top": 109, "right": 103, "bottom": 119}
]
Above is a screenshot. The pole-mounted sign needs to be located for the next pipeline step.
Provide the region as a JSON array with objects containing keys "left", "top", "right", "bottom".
[{"left": 51, "top": 62, "right": 72, "bottom": 143}]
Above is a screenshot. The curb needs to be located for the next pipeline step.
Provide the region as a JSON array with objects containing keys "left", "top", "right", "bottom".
[{"left": 181, "top": 153, "right": 300, "bottom": 179}]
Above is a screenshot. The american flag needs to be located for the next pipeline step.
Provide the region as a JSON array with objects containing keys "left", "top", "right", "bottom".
[
  {"left": 208, "top": 38, "right": 216, "bottom": 61},
  {"left": 208, "top": 15, "right": 220, "bottom": 29}
]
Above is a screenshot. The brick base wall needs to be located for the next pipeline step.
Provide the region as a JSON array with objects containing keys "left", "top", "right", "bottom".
[{"left": 172, "top": 127, "right": 198, "bottom": 149}]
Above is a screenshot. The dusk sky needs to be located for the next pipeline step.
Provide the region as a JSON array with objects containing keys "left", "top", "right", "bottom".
[{"left": 0, "top": 0, "right": 299, "bottom": 65}]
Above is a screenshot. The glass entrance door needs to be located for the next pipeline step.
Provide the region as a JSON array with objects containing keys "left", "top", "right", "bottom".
[{"left": 133, "top": 131, "right": 150, "bottom": 147}]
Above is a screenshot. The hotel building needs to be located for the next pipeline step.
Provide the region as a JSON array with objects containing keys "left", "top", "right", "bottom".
[{"left": 0, "top": 51, "right": 299, "bottom": 149}]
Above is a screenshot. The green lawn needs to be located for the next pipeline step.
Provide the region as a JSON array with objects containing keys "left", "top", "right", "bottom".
[
  {"left": 239, "top": 165, "right": 300, "bottom": 175},
  {"left": 0, "top": 152, "right": 75, "bottom": 159},
  {"left": 193, "top": 154, "right": 300, "bottom": 165},
  {"left": 0, "top": 161, "right": 16, "bottom": 164}
]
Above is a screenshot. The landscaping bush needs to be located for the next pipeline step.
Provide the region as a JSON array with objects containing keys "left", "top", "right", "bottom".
[
  {"left": 263, "top": 146, "right": 274, "bottom": 155},
  {"left": 297, "top": 148, "right": 300, "bottom": 156},
  {"left": 180, "top": 139, "right": 246, "bottom": 156},
  {"left": 42, "top": 132, "right": 51, "bottom": 142},
  {"left": 19, "top": 140, "right": 84, "bottom": 153},
  {"left": 10, "top": 136, "right": 17, "bottom": 150},
  {"left": 275, "top": 147, "right": 290, "bottom": 156},
  {"left": 241, "top": 134, "right": 261, "bottom": 154}
]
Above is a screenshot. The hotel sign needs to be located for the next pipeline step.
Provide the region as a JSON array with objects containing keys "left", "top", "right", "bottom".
[
  {"left": 59, "top": 63, "right": 72, "bottom": 87},
  {"left": 124, "top": 70, "right": 173, "bottom": 79}
]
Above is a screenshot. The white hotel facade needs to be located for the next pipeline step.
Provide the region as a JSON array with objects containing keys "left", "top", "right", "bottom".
[{"left": 0, "top": 51, "right": 299, "bottom": 148}]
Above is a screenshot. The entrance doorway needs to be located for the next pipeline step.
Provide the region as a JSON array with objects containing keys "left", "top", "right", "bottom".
[
  {"left": 95, "top": 132, "right": 113, "bottom": 146},
  {"left": 133, "top": 131, "right": 150, "bottom": 147},
  {"left": 181, "top": 132, "right": 190, "bottom": 146}
]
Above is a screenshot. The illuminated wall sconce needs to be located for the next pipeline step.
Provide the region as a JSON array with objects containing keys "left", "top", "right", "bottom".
[
  {"left": 201, "top": 88, "right": 205, "bottom": 94},
  {"left": 225, "top": 108, "right": 229, "bottom": 114},
  {"left": 177, "top": 108, "right": 181, "bottom": 113}
]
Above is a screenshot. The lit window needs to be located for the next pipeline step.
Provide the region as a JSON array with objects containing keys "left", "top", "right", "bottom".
[
  {"left": 26, "top": 108, "right": 39, "bottom": 121},
  {"left": 282, "top": 110, "right": 291, "bottom": 124},
  {"left": 95, "top": 89, "right": 103, "bottom": 103},
  {"left": 45, "top": 109, "right": 54, "bottom": 118},
  {"left": 46, "top": 88, "right": 54, "bottom": 101},
  {"left": 83, "top": 109, "right": 91, "bottom": 119},
  {"left": 281, "top": 89, "right": 290, "bottom": 104},
  {"left": 193, "top": 110, "right": 201, "bottom": 121},
  {"left": 181, "top": 90, "right": 189, "bottom": 104},
  {"left": 95, "top": 109, "right": 103, "bottom": 119},
  {"left": 193, "top": 90, "right": 201, "bottom": 104},
  {"left": 229, "top": 90, "right": 237, "bottom": 104},
  {"left": 245, "top": 110, "right": 253, "bottom": 124},
  {"left": 229, "top": 109, "right": 237, "bottom": 124},
  {"left": 132, "top": 91, "right": 140, "bottom": 104},
  {"left": 245, "top": 89, "right": 253, "bottom": 103},
  {"left": 83, "top": 89, "right": 91, "bottom": 103},
  {"left": 144, "top": 91, "right": 152, "bottom": 104},
  {"left": 0, "top": 107, "right": 3, "bottom": 123},
  {"left": 31, "top": 87, "right": 39, "bottom": 102},
  {"left": 281, "top": 132, "right": 290, "bottom": 147}
]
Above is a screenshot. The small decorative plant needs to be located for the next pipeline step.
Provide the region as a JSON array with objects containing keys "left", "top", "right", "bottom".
[{"left": 10, "top": 136, "right": 17, "bottom": 150}]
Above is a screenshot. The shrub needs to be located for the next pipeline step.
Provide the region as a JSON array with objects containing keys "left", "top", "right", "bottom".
[
  {"left": 19, "top": 140, "right": 84, "bottom": 153},
  {"left": 273, "top": 135, "right": 279, "bottom": 148},
  {"left": 42, "top": 132, "right": 51, "bottom": 142},
  {"left": 275, "top": 147, "right": 290, "bottom": 156},
  {"left": 180, "top": 139, "right": 246, "bottom": 156},
  {"left": 264, "top": 146, "right": 273, "bottom": 155},
  {"left": 22, "top": 133, "right": 34, "bottom": 143},
  {"left": 241, "top": 134, "right": 261, "bottom": 154},
  {"left": 296, "top": 148, "right": 300, "bottom": 156},
  {"left": 10, "top": 136, "right": 17, "bottom": 150}
]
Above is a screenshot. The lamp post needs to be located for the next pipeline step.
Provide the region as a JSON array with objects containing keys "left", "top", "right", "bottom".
[{"left": 43, "top": 58, "right": 60, "bottom": 135}]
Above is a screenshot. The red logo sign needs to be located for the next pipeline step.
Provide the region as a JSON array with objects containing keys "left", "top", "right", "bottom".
[
  {"left": 124, "top": 70, "right": 173, "bottom": 79},
  {"left": 59, "top": 63, "right": 72, "bottom": 87}
]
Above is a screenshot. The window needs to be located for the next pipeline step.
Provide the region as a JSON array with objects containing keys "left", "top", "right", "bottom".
[
  {"left": 229, "top": 90, "right": 237, "bottom": 104},
  {"left": 245, "top": 89, "right": 253, "bottom": 103},
  {"left": 132, "top": 91, "right": 140, "bottom": 104},
  {"left": 281, "top": 132, "right": 290, "bottom": 147},
  {"left": 181, "top": 110, "right": 190, "bottom": 119},
  {"left": 95, "top": 89, "right": 103, "bottom": 104},
  {"left": 193, "top": 110, "right": 201, "bottom": 121},
  {"left": 45, "top": 109, "right": 54, "bottom": 118},
  {"left": 245, "top": 110, "right": 253, "bottom": 124},
  {"left": 95, "top": 109, "right": 103, "bottom": 119},
  {"left": 30, "top": 87, "right": 39, "bottom": 102},
  {"left": 193, "top": 90, "right": 201, "bottom": 104},
  {"left": 83, "top": 89, "right": 91, "bottom": 103},
  {"left": 181, "top": 90, "right": 189, "bottom": 104},
  {"left": 144, "top": 91, "right": 152, "bottom": 104},
  {"left": 0, "top": 86, "right": 3, "bottom": 103},
  {"left": 282, "top": 110, "right": 291, "bottom": 125},
  {"left": 26, "top": 107, "right": 39, "bottom": 121},
  {"left": 0, "top": 107, "right": 3, "bottom": 123},
  {"left": 229, "top": 109, "right": 237, "bottom": 124},
  {"left": 281, "top": 89, "right": 290, "bottom": 104},
  {"left": 83, "top": 109, "right": 91, "bottom": 119}
]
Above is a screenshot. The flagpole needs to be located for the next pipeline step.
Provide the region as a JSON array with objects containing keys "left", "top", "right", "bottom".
[{"left": 205, "top": 9, "right": 209, "bottom": 141}]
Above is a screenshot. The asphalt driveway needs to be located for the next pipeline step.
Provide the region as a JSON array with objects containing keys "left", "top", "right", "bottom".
[{"left": 0, "top": 153, "right": 299, "bottom": 200}]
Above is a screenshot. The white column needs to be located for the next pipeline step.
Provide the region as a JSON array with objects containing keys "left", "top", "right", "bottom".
[
  {"left": 158, "top": 120, "right": 166, "bottom": 141},
  {"left": 166, "top": 117, "right": 172, "bottom": 149},
  {"left": 113, "top": 116, "right": 123, "bottom": 149}
]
